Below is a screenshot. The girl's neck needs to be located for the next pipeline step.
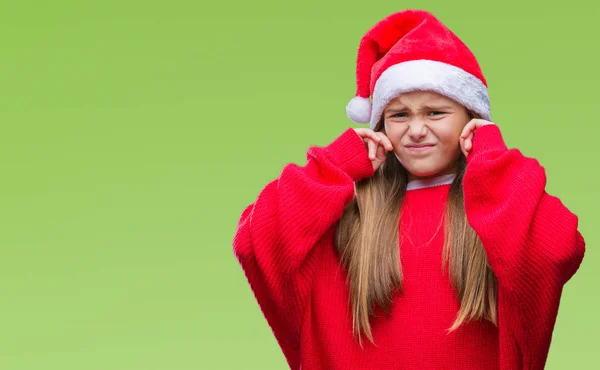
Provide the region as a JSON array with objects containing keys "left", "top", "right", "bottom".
[{"left": 406, "top": 172, "right": 457, "bottom": 191}]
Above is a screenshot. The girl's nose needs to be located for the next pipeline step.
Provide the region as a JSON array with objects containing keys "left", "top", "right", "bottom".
[{"left": 407, "top": 120, "right": 427, "bottom": 139}]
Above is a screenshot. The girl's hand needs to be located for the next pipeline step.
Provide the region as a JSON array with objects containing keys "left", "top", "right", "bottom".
[
  {"left": 460, "top": 119, "right": 496, "bottom": 157},
  {"left": 353, "top": 128, "right": 394, "bottom": 171}
]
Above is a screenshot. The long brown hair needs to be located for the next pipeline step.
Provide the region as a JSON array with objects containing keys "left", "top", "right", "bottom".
[{"left": 335, "top": 112, "right": 498, "bottom": 347}]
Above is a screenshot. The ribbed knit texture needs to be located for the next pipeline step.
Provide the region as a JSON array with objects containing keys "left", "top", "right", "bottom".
[{"left": 232, "top": 126, "right": 586, "bottom": 370}]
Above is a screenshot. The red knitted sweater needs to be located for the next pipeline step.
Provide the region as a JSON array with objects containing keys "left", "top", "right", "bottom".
[{"left": 232, "top": 125, "right": 585, "bottom": 370}]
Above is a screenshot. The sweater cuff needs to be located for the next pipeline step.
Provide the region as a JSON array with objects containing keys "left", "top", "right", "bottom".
[
  {"left": 466, "top": 124, "right": 508, "bottom": 164},
  {"left": 324, "top": 128, "right": 375, "bottom": 182}
]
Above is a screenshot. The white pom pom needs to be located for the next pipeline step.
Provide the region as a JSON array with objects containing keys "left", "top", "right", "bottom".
[{"left": 346, "top": 96, "right": 372, "bottom": 124}]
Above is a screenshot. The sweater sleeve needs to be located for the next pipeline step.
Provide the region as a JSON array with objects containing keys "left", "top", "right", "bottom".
[
  {"left": 232, "top": 128, "right": 374, "bottom": 368},
  {"left": 462, "top": 124, "right": 586, "bottom": 368}
]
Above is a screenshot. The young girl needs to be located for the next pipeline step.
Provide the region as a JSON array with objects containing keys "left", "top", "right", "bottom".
[{"left": 232, "top": 9, "right": 586, "bottom": 370}]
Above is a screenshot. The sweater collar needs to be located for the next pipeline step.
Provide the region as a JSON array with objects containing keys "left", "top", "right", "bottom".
[{"left": 406, "top": 173, "right": 457, "bottom": 191}]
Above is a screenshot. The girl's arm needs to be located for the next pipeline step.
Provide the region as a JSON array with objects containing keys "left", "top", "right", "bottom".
[
  {"left": 462, "top": 124, "right": 586, "bottom": 367},
  {"left": 232, "top": 128, "right": 374, "bottom": 367}
]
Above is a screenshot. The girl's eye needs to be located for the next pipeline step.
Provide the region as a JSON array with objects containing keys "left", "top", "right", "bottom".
[{"left": 390, "top": 111, "right": 446, "bottom": 118}]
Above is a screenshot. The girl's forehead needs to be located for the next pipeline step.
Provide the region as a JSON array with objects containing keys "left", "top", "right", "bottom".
[
  {"left": 389, "top": 91, "right": 456, "bottom": 105},
  {"left": 387, "top": 94, "right": 459, "bottom": 110}
]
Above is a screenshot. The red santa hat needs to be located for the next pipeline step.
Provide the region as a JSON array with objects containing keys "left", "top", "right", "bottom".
[{"left": 346, "top": 10, "right": 491, "bottom": 130}]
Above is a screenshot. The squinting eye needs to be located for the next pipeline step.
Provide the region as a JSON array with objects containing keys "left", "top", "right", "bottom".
[
  {"left": 391, "top": 113, "right": 408, "bottom": 118},
  {"left": 429, "top": 111, "right": 445, "bottom": 116}
]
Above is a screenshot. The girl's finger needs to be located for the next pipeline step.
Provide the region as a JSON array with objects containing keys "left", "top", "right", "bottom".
[
  {"left": 473, "top": 119, "right": 493, "bottom": 130},
  {"left": 362, "top": 134, "right": 376, "bottom": 145},
  {"left": 459, "top": 136, "right": 466, "bottom": 156},
  {"left": 375, "top": 142, "right": 386, "bottom": 160},
  {"left": 466, "top": 131, "right": 474, "bottom": 151},
  {"left": 355, "top": 128, "right": 380, "bottom": 143},
  {"left": 375, "top": 132, "right": 393, "bottom": 150},
  {"left": 461, "top": 121, "right": 474, "bottom": 139},
  {"left": 383, "top": 136, "right": 394, "bottom": 151},
  {"left": 367, "top": 139, "right": 377, "bottom": 160},
  {"left": 460, "top": 126, "right": 470, "bottom": 139},
  {"left": 366, "top": 130, "right": 381, "bottom": 142}
]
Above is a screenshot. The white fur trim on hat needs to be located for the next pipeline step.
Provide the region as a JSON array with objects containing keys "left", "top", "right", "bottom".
[
  {"left": 369, "top": 59, "right": 491, "bottom": 130},
  {"left": 346, "top": 96, "right": 372, "bottom": 124}
]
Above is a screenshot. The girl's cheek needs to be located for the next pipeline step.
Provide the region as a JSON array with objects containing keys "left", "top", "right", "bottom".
[{"left": 385, "top": 126, "right": 404, "bottom": 140}]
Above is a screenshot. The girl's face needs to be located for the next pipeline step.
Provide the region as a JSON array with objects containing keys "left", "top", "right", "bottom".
[{"left": 382, "top": 91, "right": 471, "bottom": 182}]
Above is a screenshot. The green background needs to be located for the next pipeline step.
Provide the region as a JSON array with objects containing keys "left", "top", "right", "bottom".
[{"left": 1, "top": 1, "right": 597, "bottom": 369}]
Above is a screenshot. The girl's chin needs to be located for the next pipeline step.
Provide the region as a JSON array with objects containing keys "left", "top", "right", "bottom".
[
  {"left": 393, "top": 153, "right": 453, "bottom": 177},
  {"left": 405, "top": 166, "right": 448, "bottom": 179}
]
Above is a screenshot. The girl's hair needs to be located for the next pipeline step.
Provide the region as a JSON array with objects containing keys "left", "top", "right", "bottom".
[{"left": 335, "top": 111, "right": 498, "bottom": 347}]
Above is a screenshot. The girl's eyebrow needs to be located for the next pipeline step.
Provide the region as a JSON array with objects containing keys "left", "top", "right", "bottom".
[{"left": 386, "top": 104, "right": 454, "bottom": 113}]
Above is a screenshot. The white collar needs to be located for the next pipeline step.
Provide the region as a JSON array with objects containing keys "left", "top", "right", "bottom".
[{"left": 406, "top": 173, "right": 457, "bottom": 191}]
